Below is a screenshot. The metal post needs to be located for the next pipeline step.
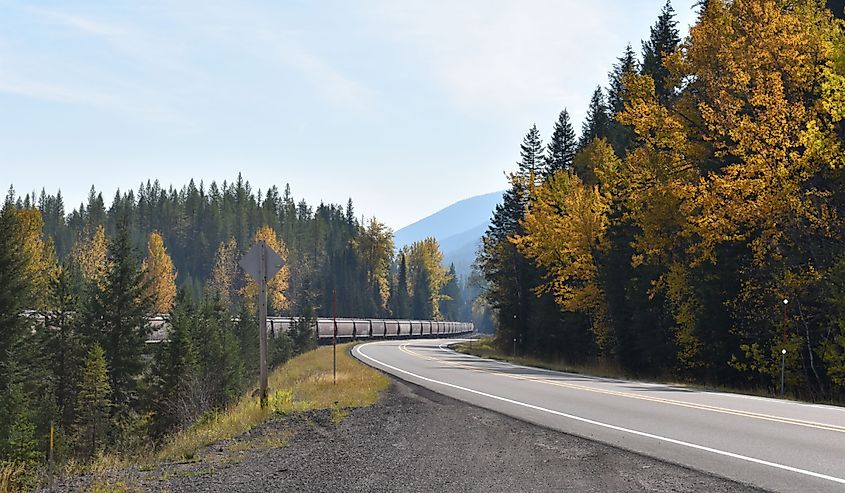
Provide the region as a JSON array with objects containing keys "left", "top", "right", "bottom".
[
  {"left": 48, "top": 420, "right": 54, "bottom": 491},
  {"left": 781, "top": 298, "right": 788, "bottom": 398},
  {"left": 513, "top": 337, "right": 517, "bottom": 356},
  {"left": 780, "top": 349, "right": 786, "bottom": 397},
  {"left": 258, "top": 242, "right": 268, "bottom": 409},
  {"left": 332, "top": 288, "right": 338, "bottom": 385}
]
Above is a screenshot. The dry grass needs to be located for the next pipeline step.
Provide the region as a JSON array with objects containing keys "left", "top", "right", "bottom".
[
  {"left": 0, "top": 460, "right": 32, "bottom": 492},
  {"left": 158, "top": 343, "right": 388, "bottom": 461}
]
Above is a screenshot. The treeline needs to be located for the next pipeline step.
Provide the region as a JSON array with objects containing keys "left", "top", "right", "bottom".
[
  {"left": 480, "top": 0, "right": 845, "bottom": 402},
  {"left": 23, "top": 174, "right": 466, "bottom": 320},
  {"left": 0, "top": 177, "right": 465, "bottom": 489}
]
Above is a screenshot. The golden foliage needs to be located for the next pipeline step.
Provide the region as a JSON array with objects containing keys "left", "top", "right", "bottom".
[
  {"left": 209, "top": 238, "right": 239, "bottom": 311},
  {"left": 513, "top": 168, "right": 612, "bottom": 347},
  {"left": 404, "top": 237, "right": 451, "bottom": 319},
  {"left": 241, "top": 226, "right": 290, "bottom": 312},
  {"left": 141, "top": 231, "right": 177, "bottom": 314},
  {"left": 353, "top": 218, "right": 394, "bottom": 309},
  {"left": 72, "top": 224, "right": 109, "bottom": 288}
]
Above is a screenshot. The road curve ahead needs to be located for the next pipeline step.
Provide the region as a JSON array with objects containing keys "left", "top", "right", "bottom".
[{"left": 353, "top": 339, "right": 845, "bottom": 493}]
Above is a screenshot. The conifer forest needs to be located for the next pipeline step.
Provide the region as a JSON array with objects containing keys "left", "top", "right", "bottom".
[{"left": 5, "top": 0, "right": 845, "bottom": 489}]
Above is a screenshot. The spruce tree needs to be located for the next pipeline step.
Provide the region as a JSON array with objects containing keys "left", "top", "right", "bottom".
[
  {"left": 76, "top": 344, "right": 112, "bottom": 457},
  {"left": 607, "top": 44, "right": 639, "bottom": 156},
  {"left": 545, "top": 109, "right": 578, "bottom": 177},
  {"left": 439, "top": 264, "right": 462, "bottom": 321},
  {"left": 394, "top": 252, "right": 410, "bottom": 319},
  {"left": 641, "top": 0, "right": 680, "bottom": 102},
  {"left": 81, "top": 219, "right": 152, "bottom": 411},
  {"left": 579, "top": 86, "right": 611, "bottom": 149},
  {"left": 518, "top": 124, "right": 545, "bottom": 184},
  {"left": 411, "top": 266, "right": 433, "bottom": 320}
]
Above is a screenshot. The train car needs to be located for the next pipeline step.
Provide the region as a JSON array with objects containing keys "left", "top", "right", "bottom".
[
  {"left": 385, "top": 319, "right": 400, "bottom": 337},
  {"left": 353, "top": 319, "right": 371, "bottom": 339},
  {"left": 398, "top": 320, "right": 411, "bottom": 337},
  {"left": 371, "top": 319, "right": 386, "bottom": 337},
  {"left": 267, "top": 317, "right": 296, "bottom": 337}
]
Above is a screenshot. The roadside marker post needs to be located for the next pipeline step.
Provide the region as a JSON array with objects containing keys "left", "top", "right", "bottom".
[
  {"left": 240, "top": 240, "right": 284, "bottom": 408},
  {"left": 332, "top": 289, "right": 338, "bottom": 385}
]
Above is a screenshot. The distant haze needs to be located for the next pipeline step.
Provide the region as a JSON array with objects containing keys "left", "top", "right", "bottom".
[{"left": 395, "top": 191, "right": 504, "bottom": 277}]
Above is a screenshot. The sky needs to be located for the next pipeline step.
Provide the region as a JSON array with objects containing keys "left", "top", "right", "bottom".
[{"left": 0, "top": 0, "right": 698, "bottom": 230}]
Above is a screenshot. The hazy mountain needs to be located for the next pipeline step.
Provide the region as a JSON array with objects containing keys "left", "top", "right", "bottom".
[{"left": 395, "top": 191, "right": 503, "bottom": 278}]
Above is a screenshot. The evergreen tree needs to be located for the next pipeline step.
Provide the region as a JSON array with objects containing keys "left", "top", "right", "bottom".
[
  {"left": 518, "top": 124, "right": 545, "bottom": 183},
  {"left": 76, "top": 344, "right": 112, "bottom": 457},
  {"left": 411, "top": 266, "right": 433, "bottom": 320},
  {"left": 545, "top": 109, "right": 578, "bottom": 177},
  {"left": 641, "top": 0, "right": 680, "bottom": 102},
  {"left": 579, "top": 86, "right": 611, "bottom": 149},
  {"left": 81, "top": 219, "right": 152, "bottom": 411},
  {"left": 393, "top": 252, "right": 411, "bottom": 318},
  {"left": 151, "top": 291, "right": 198, "bottom": 434},
  {"left": 439, "top": 264, "right": 462, "bottom": 321},
  {"left": 607, "top": 44, "right": 639, "bottom": 156}
]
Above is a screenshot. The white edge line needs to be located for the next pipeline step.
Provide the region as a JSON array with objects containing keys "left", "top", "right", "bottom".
[
  {"left": 437, "top": 341, "right": 845, "bottom": 414},
  {"left": 353, "top": 342, "right": 845, "bottom": 486}
]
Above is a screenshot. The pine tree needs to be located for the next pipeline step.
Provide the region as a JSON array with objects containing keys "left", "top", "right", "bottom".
[
  {"left": 81, "top": 219, "right": 152, "bottom": 410},
  {"left": 439, "top": 264, "right": 462, "bottom": 321},
  {"left": 608, "top": 44, "right": 638, "bottom": 114},
  {"left": 76, "top": 344, "right": 112, "bottom": 457},
  {"left": 411, "top": 266, "right": 433, "bottom": 320},
  {"left": 518, "top": 124, "right": 545, "bottom": 184},
  {"left": 607, "top": 44, "right": 639, "bottom": 156},
  {"left": 641, "top": 0, "right": 680, "bottom": 102},
  {"left": 393, "top": 252, "right": 410, "bottom": 318},
  {"left": 579, "top": 86, "right": 611, "bottom": 149},
  {"left": 545, "top": 109, "right": 578, "bottom": 177}
]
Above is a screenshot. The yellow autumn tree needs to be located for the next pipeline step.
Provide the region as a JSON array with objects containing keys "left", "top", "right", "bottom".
[
  {"left": 404, "top": 237, "right": 450, "bottom": 319},
  {"left": 353, "top": 218, "right": 394, "bottom": 310},
  {"left": 513, "top": 163, "right": 613, "bottom": 349},
  {"left": 209, "top": 237, "right": 239, "bottom": 311},
  {"left": 13, "top": 208, "right": 59, "bottom": 310},
  {"left": 71, "top": 224, "right": 109, "bottom": 288},
  {"left": 679, "top": 0, "right": 845, "bottom": 266},
  {"left": 240, "top": 226, "right": 290, "bottom": 312},
  {"left": 141, "top": 231, "right": 177, "bottom": 314}
]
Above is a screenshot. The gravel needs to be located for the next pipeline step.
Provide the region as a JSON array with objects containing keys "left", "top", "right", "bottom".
[{"left": 53, "top": 379, "right": 768, "bottom": 492}]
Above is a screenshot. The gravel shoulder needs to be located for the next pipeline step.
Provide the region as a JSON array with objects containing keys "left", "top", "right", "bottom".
[{"left": 56, "top": 378, "right": 768, "bottom": 492}]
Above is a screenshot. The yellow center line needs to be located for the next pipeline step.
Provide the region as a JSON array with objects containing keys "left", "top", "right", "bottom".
[{"left": 397, "top": 343, "right": 845, "bottom": 434}]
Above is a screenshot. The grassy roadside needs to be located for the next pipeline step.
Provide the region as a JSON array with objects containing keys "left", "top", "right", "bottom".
[
  {"left": 43, "top": 343, "right": 388, "bottom": 491},
  {"left": 158, "top": 342, "right": 389, "bottom": 461}
]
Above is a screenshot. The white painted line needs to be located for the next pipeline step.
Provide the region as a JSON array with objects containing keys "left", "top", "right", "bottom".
[
  {"left": 354, "top": 342, "right": 845, "bottom": 486},
  {"left": 436, "top": 341, "right": 845, "bottom": 414}
]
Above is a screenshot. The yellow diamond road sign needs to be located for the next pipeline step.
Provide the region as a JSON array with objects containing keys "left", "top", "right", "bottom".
[{"left": 239, "top": 241, "right": 284, "bottom": 281}]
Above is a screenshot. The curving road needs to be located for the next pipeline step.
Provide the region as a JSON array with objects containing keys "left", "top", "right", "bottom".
[{"left": 352, "top": 339, "right": 845, "bottom": 493}]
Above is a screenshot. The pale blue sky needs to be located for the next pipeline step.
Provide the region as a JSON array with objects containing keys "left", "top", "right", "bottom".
[{"left": 0, "top": 0, "right": 697, "bottom": 229}]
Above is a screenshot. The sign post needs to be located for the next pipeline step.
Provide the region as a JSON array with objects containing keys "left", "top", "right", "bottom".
[
  {"left": 332, "top": 288, "right": 338, "bottom": 385},
  {"left": 240, "top": 240, "right": 284, "bottom": 408}
]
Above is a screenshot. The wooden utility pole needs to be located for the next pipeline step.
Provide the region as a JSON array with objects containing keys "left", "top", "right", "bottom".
[
  {"left": 332, "top": 288, "right": 338, "bottom": 385},
  {"left": 258, "top": 243, "right": 268, "bottom": 408},
  {"left": 239, "top": 240, "right": 284, "bottom": 409}
]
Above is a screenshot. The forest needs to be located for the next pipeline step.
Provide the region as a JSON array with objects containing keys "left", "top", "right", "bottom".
[
  {"left": 479, "top": 0, "right": 845, "bottom": 403},
  {"left": 0, "top": 175, "right": 469, "bottom": 489}
]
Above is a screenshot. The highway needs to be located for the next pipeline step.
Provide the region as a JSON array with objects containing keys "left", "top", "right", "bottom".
[{"left": 352, "top": 339, "right": 845, "bottom": 493}]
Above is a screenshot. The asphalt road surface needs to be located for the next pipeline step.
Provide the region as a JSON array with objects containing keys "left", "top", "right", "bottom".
[{"left": 353, "top": 339, "right": 845, "bottom": 493}]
